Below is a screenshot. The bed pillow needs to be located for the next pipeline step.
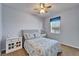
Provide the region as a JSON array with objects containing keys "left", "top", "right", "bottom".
[
  {"left": 24, "top": 33, "right": 35, "bottom": 40},
  {"left": 34, "top": 33, "right": 42, "bottom": 38}
]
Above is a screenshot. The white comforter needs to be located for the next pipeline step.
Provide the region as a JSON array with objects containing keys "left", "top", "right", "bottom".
[{"left": 24, "top": 38, "right": 61, "bottom": 56}]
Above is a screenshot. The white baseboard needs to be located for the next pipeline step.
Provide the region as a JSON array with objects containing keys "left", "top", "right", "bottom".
[{"left": 61, "top": 42, "right": 79, "bottom": 49}]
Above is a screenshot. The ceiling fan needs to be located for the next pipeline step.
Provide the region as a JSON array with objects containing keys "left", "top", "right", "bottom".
[{"left": 34, "top": 3, "right": 52, "bottom": 14}]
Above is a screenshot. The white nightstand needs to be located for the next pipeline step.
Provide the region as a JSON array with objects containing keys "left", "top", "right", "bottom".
[{"left": 6, "top": 37, "right": 22, "bottom": 54}]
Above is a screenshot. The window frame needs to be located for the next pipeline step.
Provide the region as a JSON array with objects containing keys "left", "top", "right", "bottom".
[{"left": 50, "top": 16, "right": 61, "bottom": 34}]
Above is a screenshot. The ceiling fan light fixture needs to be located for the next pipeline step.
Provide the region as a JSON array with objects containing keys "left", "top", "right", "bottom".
[
  {"left": 40, "top": 9, "right": 45, "bottom": 14},
  {"left": 34, "top": 3, "right": 52, "bottom": 14}
]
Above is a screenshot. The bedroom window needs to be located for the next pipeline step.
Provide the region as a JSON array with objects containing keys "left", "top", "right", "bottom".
[{"left": 50, "top": 16, "right": 61, "bottom": 34}]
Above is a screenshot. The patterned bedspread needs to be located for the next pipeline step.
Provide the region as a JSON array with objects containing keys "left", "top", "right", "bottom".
[{"left": 24, "top": 38, "right": 61, "bottom": 56}]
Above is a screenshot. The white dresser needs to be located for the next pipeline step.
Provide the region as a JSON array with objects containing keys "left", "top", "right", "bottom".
[{"left": 6, "top": 37, "right": 22, "bottom": 54}]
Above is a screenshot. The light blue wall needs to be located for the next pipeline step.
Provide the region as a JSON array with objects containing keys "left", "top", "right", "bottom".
[
  {"left": 1, "top": 5, "right": 43, "bottom": 50},
  {"left": 44, "top": 6, "right": 79, "bottom": 49}
]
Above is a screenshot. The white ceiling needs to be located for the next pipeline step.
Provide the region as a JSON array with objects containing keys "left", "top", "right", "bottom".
[{"left": 3, "top": 3, "right": 79, "bottom": 18}]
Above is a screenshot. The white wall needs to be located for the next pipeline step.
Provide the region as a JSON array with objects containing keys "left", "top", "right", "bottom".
[
  {"left": 2, "top": 5, "right": 43, "bottom": 50},
  {"left": 0, "top": 4, "right": 2, "bottom": 52},
  {"left": 44, "top": 7, "right": 79, "bottom": 49}
]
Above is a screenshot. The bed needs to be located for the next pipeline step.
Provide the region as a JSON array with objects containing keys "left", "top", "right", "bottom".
[{"left": 22, "top": 30, "right": 62, "bottom": 56}]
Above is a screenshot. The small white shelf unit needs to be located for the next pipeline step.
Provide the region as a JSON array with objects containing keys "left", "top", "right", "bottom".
[{"left": 6, "top": 37, "right": 22, "bottom": 54}]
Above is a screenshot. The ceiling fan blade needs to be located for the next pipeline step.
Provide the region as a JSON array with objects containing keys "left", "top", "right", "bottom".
[
  {"left": 34, "top": 8, "right": 40, "bottom": 11},
  {"left": 34, "top": 7, "right": 41, "bottom": 10},
  {"left": 34, "top": 8, "right": 38, "bottom": 10},
  {"left": 47, "top": 6, "right": 52, "bottom": 8}
]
